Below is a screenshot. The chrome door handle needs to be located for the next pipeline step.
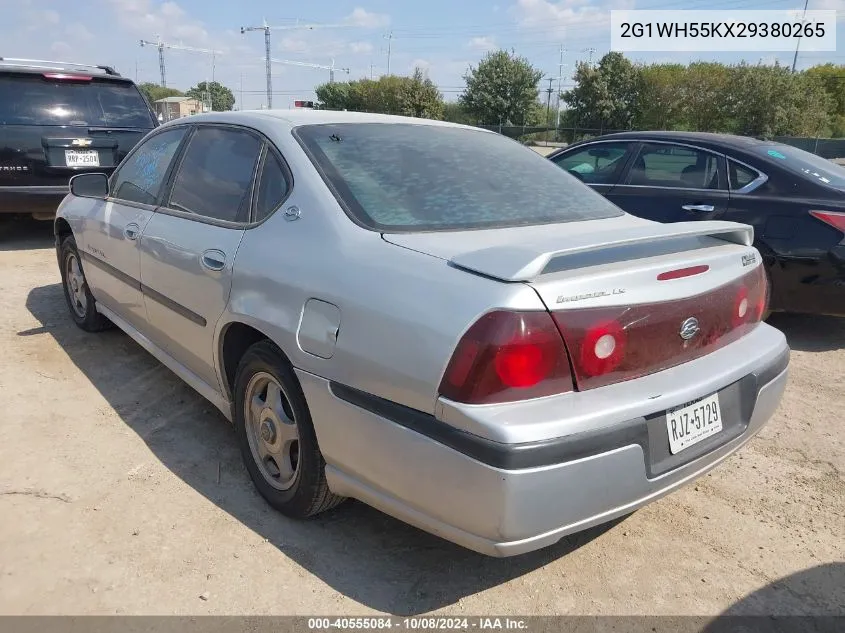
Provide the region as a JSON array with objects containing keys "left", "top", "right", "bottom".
[
  {"left": 682, "top": 204, "right": 715, "bottom": 212},
  {"left": 200, "top": 249, "right": 226, "bottom": 271},
  {"left": 124, "top": 223, "right": 140, "bottom": 240}
]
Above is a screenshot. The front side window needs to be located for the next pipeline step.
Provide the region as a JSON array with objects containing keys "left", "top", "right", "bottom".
[
  {"left": 110, "top": 127, "right": 187, "bottom": 205},
  {"left": 168, "top": 127, "right": 262, "bottom": 223},
  {"left": 627, "top": 143, "right": 721, "bottom": 190},
  {"left": 552, "top": 143, "right": 631, "bottom": 185},
  {"left": 295, "top": 123, "right": 623, "bottom": 232}
]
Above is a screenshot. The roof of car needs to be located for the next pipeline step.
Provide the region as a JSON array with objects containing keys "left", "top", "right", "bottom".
[
  {"left": 584, "top": 130, "right": 774, "bottom": 149},
  {"left": 162, "top": 108, "right": 482, "bottom": 130}
]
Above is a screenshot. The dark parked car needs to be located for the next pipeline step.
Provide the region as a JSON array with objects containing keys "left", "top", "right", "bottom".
[
  {"left": 0, "top": 57, "right": 157, "bottom": 220},
  {"left": 548, "top": 131, "right": 845, "bottom": 317}
]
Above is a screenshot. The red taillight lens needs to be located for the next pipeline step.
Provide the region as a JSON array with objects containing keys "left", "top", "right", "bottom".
[
  {"left": 809, "top": 210, "right": 845, "bottom": 235},
  {"left": 553, "top": 264, "right": 768, "bottom": 391},
  {"left": 438, "top": 310, "right": 574, "bottom": 404},
  {"left": 43, "top": 73, "right": 92, "bottom": 81}
]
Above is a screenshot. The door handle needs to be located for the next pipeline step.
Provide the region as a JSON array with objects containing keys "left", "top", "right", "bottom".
[
  {"left": 200, "top": 249, "right": 226, "bottom": 271},
  {"left": 682, "top": 204, "right": 715, "bottom": 213},
  {"left": 124, "top": 223, "right": 140, "bottom": 240}
]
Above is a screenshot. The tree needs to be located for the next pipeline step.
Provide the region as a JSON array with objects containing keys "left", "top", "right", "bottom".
[
  {"left": 442, "top": 102, "right": 475, "bottom": 125},
  {"left": 315, "top": 72, "right": 444, "bottom": 119},
  {"left": 805, "top": 63, "right": 845, "bottom": 136},
  {"left": 398, "top": 68, "right": 444, "bottom": 119},
  {"left": 186, "top": 81, "right": 235, "bottom": 112},
  {"left": 137, "top": 82, "right": 183, "bottom": 104},
  {"left": 562, "top": 52, "right": 642, "bottom": 131},
  {"left": 459, "top": 49, "right": 543, "bottom": 126},
  {"left": 635, "top": 64, "right": 685, "bottom": 130}
]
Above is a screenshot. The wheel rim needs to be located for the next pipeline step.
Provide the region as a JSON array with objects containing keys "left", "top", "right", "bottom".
[
  {"left": 244, "top": 371, "right": 300, "bottom": 491},
  {"left": 65, "top": 253, "right": 88, "bottom": 318}
]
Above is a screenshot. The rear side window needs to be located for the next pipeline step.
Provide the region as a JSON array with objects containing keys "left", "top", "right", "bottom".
[
  {"left": 255, "top": 151, "right": 290, "bottom": 222},
  {"left": 111, "top": 127, "right": 187, "bottom": 205},
  {"left": 295, "top": 123, "right": 623, "bottom": 232},
  {"left": 0, "top": 74, "right": 155, "bottom": 128},
  {"left": 168, "top": 127, "right": 262, "bottom": 223},
  {"left": 627, "top": 143, "right": 721, "bottom": 190},
  {"left": 729, "top": 161, "right": 760, "bottom": 191}
]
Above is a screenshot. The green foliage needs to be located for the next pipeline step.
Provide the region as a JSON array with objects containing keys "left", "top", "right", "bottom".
[
  {"left": 186, "top": 81, "right": 235, "bottom": 112},
  {"left": 137, "top": 82, "right": 183, "bottom": 104},
  {"left": 459, "top": 49, "right": 543, "bottom": 125},
  {"left": 563, "top": 52, "right": 641, "bottom": 130},
  {"left": 563, "top": 54, "right": 836, "bottom": 138},
  {"left": 442, "top": 102, "right": 476, "bottom": 125},
  {"left": 315, "top": 71, "right": 444, "bottom": 119}
]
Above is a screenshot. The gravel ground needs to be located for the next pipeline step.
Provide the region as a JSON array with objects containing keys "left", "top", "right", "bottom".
[{"left": 0, "top": 219, "right": 842, "bottom": 616}]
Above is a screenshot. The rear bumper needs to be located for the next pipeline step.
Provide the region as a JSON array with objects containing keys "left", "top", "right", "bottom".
[
  {"left": 769, "top": 247, "right": 845, "bottom": 316},
  {"left": 298, "top": 324, "right": 789, "bottom": 557},
  {"left": 0, "top": 186, "right": 67, "bottom": 215}
]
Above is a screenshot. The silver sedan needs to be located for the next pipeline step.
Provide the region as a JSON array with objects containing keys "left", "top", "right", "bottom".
[{"left": 54, "top": 110, "right": 789, "bottom": 556}]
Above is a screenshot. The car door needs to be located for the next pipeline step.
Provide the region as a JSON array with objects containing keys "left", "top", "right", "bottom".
[
  {"left": 79, "top": 126, "right": 188, "bottom": 331},
  {"left": 548, "top": 141, "right": 635, "bottom": 196},
  {"left": 138, "top": 124, "right": 263, "bottom": 391},
  {"left": 606, "top": 142, "right": 731, "bottom": 224}
]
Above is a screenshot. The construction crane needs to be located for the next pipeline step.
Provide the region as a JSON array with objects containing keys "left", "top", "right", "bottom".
[
  {"left": 269, "top": 57, "right": 350, "bottom": 84},
  {"left": 139, "top": 36, "right": 222, "bottom": 88},
  {"left": 240, "top": 20, "right": 352, "bottom": 108}
]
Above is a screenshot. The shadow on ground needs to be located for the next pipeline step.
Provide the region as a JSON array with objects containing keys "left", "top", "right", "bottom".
[
  {"left": 24, "top": 282, "right": 625, "bottom": 615},
  {"left": 0, "top": 217, "right": 54, "bottom": 251},
  {"left": 767, "top": 313, "right": 845, "bottom": 353}
]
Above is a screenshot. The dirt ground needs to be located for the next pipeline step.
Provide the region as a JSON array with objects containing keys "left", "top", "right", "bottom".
[{"left": 0, "top": 219, "right": 842, "bottom": 617}]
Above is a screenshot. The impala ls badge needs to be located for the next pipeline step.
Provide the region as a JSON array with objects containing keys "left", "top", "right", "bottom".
[
  {"left": 679, "top": 317, "right": 700, "bottom": 340},
  {"left": 71, "top": 138, "right": 93, "bottom": 147}
]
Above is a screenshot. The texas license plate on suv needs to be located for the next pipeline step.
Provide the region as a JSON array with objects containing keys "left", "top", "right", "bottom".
[
  {"left": 666, "top": 392, "right": 722, "bottom": 454},
  {"left": 65, "top": 149, "right": 99, "bottom": 167}
]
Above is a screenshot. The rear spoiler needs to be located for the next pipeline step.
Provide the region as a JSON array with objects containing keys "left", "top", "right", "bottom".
[{"left": 449, "top": 221, "right": 754, "bottom": 282}]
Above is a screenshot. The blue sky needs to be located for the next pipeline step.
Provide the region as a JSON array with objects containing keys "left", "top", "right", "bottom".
[{"left": 4, "top": 0, "right": 845, "bottom": 110}]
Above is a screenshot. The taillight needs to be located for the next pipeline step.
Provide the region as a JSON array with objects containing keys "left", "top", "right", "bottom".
[
  {"left": 809, "top": 210, "right": 845, "bottom": 236},
  {"left": 438, "top": 310, "right": 574, "bottom": 405},
  {"left": 43, "top": 73, "right": 92, "bottom": 81},
  {"left": 553, "top": 264, "right": 768, "bottom": 391}
]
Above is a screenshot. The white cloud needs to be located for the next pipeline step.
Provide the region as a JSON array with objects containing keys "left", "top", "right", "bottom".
[
  {"left": 345, "top": 8, "right": 390, "bottom": 29},
  {"left": 513, "top": 0, "right": 635, "bottom": 36},
  {"left": 278, "top": 36, "right": 309, "bottom": 54},
  {"left": 107, "top": 0, "right": 210, "bottom": 46},
  {"left": 66, "top": 23, "right": 94, "bottom": 42},
  {"left": 350, "top": 41, "right": 374, "bottom": 54},
  {"left": 467, "top": 36, "right": 496, "bottom": 51},
  {"left": 410, "top": 58, "right": 431, "bottom": 73},
  {"left": 42, "top": 9, "right": 60, "bottom": 25}
]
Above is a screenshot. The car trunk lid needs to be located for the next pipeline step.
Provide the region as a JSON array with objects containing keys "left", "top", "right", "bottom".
[{"left": 384, "top": 216, "right": 767, "bottom": 391}]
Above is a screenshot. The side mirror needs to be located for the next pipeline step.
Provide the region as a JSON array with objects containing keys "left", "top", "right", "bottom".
[{"left": 70, "top": 173, "right": 109, "bottom": 199}]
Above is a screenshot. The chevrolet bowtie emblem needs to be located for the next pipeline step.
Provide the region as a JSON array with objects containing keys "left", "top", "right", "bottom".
[{"left": 71, "top": 138, "right": 93, "bottom": 147}]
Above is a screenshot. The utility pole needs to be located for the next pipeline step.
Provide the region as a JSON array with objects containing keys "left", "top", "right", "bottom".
[
  {"left": 239, "top": 73, "right": 244, "bottom": 110},
  {"left": 556, "top": 45, "right": 567, "bottom": 130},
  {"left": 792, "top": 0, "right": 810, "bottom": 72},
  {"left": 583, "top": 47, "right": 596, "bottom": 66},
  {"left": 384, "top": 32, "right": 393, "bottom": 76},
  {"left": 242, "top": 20, "right": 355, "bottom": 109},
  {"left": 370, "top": 63, "right": 375, "bottom": 80}
]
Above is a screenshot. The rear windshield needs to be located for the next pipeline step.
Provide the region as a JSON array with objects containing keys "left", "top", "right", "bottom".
[
  {"left": 295, "top": 123, "right": 624, "bottom": 231},
  {"left": 756, "top": 143, "right": 845, "bottom": 188},
  {"left": 0, "top": 74, "right": 155, "bottom": 128}
]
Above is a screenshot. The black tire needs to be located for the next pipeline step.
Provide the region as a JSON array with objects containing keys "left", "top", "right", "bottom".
[
  {"left": 233, "top": 340, "right": 344, "bottom": 518},
  {"left": 59, "top": 235, "right": 112, "bottom": 332}
]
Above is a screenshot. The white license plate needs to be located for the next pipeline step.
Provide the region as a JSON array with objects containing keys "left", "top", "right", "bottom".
[
  {"left": 666, "top": 392, "right": 723, "bottom": 455},
  {"left": 65, "top": 149, "right": 99, "bottom": 167}
]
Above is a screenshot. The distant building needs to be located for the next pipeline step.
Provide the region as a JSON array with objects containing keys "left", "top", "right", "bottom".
[{"left": 153, "top": 96, "right": 205, "bottom": 121}]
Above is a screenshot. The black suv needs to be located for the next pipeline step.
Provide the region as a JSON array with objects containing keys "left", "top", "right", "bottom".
[{"left": 0, "top": 57, "right": 158, "bottom": 220}]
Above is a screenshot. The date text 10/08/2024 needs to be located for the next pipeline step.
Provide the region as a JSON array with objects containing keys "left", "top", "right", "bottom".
[{"left": 308, "top": 618, "right": 529, "bottom": 630}]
